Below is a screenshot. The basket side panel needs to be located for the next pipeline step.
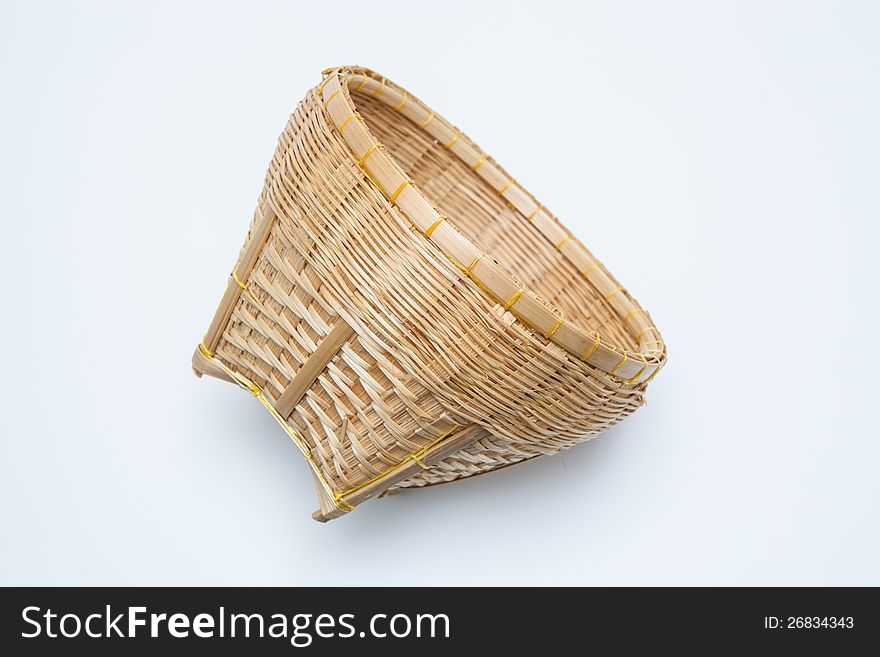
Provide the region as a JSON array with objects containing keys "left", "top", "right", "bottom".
[{"left": 209, "top": 102, "right": 462, "bottom": 496}]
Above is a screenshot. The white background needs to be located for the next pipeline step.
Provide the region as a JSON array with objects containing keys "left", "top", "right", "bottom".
[{"left": 1, "top": 0, "right": 878, "bottom": 585}]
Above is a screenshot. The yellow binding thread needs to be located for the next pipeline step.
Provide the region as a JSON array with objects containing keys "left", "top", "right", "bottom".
[
  {"left": 390, "top": 180, "right": 410, "bottom": 203},
  {"left": 556, "top": 235, "right": 573, "bottom": 251},
  {"left": 354, "top": 75, "right": 368, "bottom": 91},
  {"left": 504, "top": 288, "right": 524, "bottom": 310},
  {"left": 464, "top": 254, "right": 483, "bottom": 277},
  {"left": 623, "top": 308, "right": 645, "bottom": 323},
  {"left": 198, "top": 340, "right": 214, "bottom": 359},
  {"left": 472, "top": 157, "right": 488, "bottom": 171},
  {"left": 610, "top": 351, "right": 628, "bottom": 374},
  {"left": 498, "top": 179, "right": 514, "bottom": 195},
  {"left": 626, "top": 354, "right": 649, "bottom": 384},
  {"left": 425, "top": 217, "right": 445, "bottom": 237},
  {"left": 371, "top": 77, "right": 386, "bottom": 97},
  {"left": 323, "top": 89, "right": 340, "bottom": 107},
  {"left": 527, "top": 206, "right": 541, "bottom": 221},
  {"left": 419, "top": 110, "right": 435, "bottom": 129},
  {"left": 358, "top": 144, "right": 381, "bottom": 168},
  {"left": 544, "top": 314, "right": 564, "bottom": 339},
  {"left": 582, "top": 332, "right": 601, "bottom": 361},
  {"left": 582, "top": 260, "right": 600, "bottom": 278},
  {"left": 231, "top": 266, "right": 248, "bottom": 290},
  {"left": 443, "top": 131, "right": 461, "bottom": 149},
  {"left": 332, "top": 424, "right": 461, "bottom": 507},
  {"left": 339, "top": 112, "right": 360, "bottom": 132},
  {"left": 604, "top": 286, "right": 625, "bottom": 301},
  {"left": 317, "top": 76, "right": 333, "bottom": 97},
  {"left": 638, "top": 325, "right": 660, "bottom": 341},
  {"left": 394, "top": 91, "right": 408, "bottom": 110}
]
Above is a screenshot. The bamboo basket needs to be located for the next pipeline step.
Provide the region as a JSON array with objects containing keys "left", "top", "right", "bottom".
[{"left": 192, "top": 66, "right": 666, "bottom": 521}]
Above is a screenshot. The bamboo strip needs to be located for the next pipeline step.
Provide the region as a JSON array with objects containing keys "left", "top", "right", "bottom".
[
  {"left": 203, "top": 204, "right": 277, "bottom": 353},
  {"left": 191, "top": 344, "right": 235, "bottom": 383},
  {"left": 312, "top": 424, "right": 489, "bottom": 522},
  {"left": 274, "top": 320, "right": 355, "bottom": 419}
]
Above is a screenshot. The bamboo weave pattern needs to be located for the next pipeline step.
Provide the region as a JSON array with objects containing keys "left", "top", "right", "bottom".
[{"left": 193, "top": 66, "right": 666, "bottom": 520}]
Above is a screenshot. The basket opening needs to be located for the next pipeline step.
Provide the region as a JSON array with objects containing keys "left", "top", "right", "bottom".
[{"left": 350, "top": 91, "right": 639, "bottom": 352}]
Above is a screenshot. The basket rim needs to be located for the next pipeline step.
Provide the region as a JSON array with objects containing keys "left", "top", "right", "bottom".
[{"left": 318, "top": 65, "right": 666, "bottom": 384}]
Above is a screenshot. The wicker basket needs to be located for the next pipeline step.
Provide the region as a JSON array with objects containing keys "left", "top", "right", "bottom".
[{"left": 192, "top": 66, "right": 666, "bottom": 521}]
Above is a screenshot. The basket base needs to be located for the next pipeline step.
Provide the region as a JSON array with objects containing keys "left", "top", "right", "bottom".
[
  {"left": 311, "top": 424, "right": 490, "bottom": 522},
  {"left": 191, "top": 346, "right": 235, "bottom": 384}
]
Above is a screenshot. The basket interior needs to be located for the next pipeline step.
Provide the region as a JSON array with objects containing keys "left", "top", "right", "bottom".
[{"left": 352, "top": 92, "right": 639, "bottom": 353}]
